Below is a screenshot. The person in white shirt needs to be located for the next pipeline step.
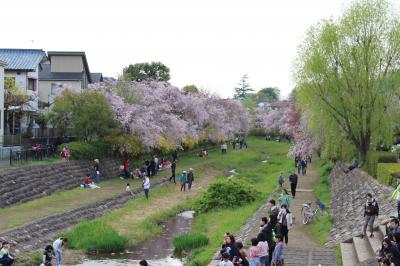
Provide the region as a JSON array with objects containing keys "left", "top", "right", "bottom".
[
  {"left": 126, "top": 183, "right": 134, "bottom": 197},
  {"left": 143, "top": 176, "right": 150, "bottom": 199},
  {"left": 52, "top": 238, "right": 68, "bottom": 266},
  {"left": 219, "top": 252, "right": 234, "bottom": 266}
]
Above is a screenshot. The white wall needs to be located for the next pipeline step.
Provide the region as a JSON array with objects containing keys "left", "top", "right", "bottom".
[{"left": 50, "top": 56, "right": 83, "bottom": 73}]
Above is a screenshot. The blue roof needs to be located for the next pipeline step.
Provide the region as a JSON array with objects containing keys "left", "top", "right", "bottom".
[
  {"left": 90, "top": 72, "right": 103, "bottom": 83},
  {"left": 0, "top": 49, "right": 46, "bottom": 71}
]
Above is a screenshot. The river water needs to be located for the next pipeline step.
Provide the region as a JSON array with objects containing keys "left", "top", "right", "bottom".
[{"left": 73, "top": 211, "right": 195, "bottom": 266}]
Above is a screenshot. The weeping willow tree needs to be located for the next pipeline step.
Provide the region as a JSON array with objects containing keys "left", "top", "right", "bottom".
[{"left": 294, "top": 0, "right": 400, "bottom": 160}]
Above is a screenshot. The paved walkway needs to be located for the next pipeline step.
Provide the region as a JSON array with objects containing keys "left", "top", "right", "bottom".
[{"left": 208, "top": 161, "right": 336, "bottom": 266}]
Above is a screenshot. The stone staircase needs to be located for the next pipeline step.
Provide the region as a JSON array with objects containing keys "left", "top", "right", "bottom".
[
  {"left": 0, "top": 159, "right": 122, "bottom": 207},
  {"left": 340, "top": 222, "right": 387, "bottom": 266}
]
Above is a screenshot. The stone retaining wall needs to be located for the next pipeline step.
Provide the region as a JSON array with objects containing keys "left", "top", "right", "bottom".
[
  {"left": 328, "top": 162, "right": 396, "bottom": 245},
  {"left": 0, "top": 158, "right": 122, "bottom": 207}
]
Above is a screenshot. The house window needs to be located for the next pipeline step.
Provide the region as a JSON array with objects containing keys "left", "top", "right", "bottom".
[{"left": 28, "top": 78, "right": 36, "bottom": 91}]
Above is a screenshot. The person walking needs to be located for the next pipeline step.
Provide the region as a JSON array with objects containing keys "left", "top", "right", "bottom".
[
  {"left": 301, "top": 159, "right": 307, "bottom": 176},
  {"left": 279, "top": 189, "right": 291, "bottom": 209},
  {"left": 52, "top": 238, "right": 68, "bottom": 266},
  {"left": 179, "top": 171, "right": 187, "bottom": 192},
  {"left": 187, "top": 168, "right": 194, "bottom": 190},
  {"left": 361, "top": 193, "right": 379, "bottom": 238},
  {"left": 143, "top": 176, "right": 150, "bottom": 199},
  {"left": 288, "top": 171, "right": 298, "bottom": 199},
  {"left": 278, "top": 172, "right": 285, "bottom": 188},
  {"left": 169, "top": 160, "right": 177, "bottom": 184}
]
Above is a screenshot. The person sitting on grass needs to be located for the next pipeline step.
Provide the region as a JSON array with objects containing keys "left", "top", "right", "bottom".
[
  {"left": 126, "top": 183, "right": 134, "bottom": 197},
  {"left": 0, "top": 241, "right": 14, "bottom": 266},
  {"left": 42, "top": 245, "right": 54, "bottom": 266},
  {"left": 81, "top": 174, "right": 100, "bottom": 189}
]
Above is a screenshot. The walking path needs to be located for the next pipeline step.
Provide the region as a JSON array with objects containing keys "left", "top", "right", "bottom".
[{"left": 208, "top": 161, "right": 336, "bottom": 266}]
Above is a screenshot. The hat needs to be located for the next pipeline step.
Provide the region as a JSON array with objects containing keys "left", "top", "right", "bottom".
[
  {"left": 183, "top": 171, "right": 187, "bottom": 173},
  {"left": 189, "top": 168, "right": 193, "bottom": 171}
]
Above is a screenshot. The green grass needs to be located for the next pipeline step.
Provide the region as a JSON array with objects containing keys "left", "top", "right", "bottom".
[
  {"left": 335, "top": 244, "right": 343, "bottom": 266},
  {"left": 173, "top": 233, "right": 209, "bottom": 254},
  {"left": 9, "top": 156, "right": 62, "bottom": 168},
  {"left": 65, "top": 220, "right": 128, "bottom": 252}
]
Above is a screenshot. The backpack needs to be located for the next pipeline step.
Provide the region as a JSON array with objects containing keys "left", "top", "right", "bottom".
[
  {"left": 365, "top": 201, "right": 377, "bottom": 215},
  {"left": 281, "top": 213, "right": 288, "bottom": 227}
]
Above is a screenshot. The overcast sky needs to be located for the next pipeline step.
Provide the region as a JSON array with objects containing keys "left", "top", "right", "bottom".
[{"left": 2, "top": 0, "right": 360, "bottom": 98}]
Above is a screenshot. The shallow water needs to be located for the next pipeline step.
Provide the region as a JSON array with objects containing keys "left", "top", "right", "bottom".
[{"left": 73, "top": 211, "right": 194, "bottom": 266}]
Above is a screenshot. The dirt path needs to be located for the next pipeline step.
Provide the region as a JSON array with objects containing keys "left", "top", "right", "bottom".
[{"left": 282, "top": 162, "right": 336, "bottom": 266}]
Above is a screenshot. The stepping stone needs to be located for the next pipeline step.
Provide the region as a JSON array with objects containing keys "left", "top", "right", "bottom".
[{"left": 296, "top": 188, "right": 313, "bottom": 192}]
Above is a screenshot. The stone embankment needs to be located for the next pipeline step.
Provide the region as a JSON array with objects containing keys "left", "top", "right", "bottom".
[
  {"left": 329, "top": 163, "right": 397, "bottom": 266},
  {"left": 0, "top": 178, "right": 169, "bottom": 253},
  {"left": 0, "top": 159, "right": 121, "bottom": 207}
]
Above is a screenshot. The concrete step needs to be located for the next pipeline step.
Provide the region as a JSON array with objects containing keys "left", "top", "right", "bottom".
[
  {"left": 367, "top": 230, "right": 383, "bottom": 255},
  {"left": 353, "top": 236, "right": 374, "bottom": 263},
  {"left": 379, "top": 224, "right": 387, "bottom": 237},
  {"left": 341, "top": 242, "right": 358, "bottom": 266}
]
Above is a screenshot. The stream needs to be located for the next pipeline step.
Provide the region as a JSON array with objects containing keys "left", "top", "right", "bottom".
[{"left": 73, "top": 211, "right": 195, "bottom": 266}]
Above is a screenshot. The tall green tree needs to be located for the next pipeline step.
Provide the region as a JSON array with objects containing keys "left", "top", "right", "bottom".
[
  {"left": 122, "top": 62, "right": 170, "bottom": 82},
  {"left": 257, "top": 87, "right": 280, "bottom": 102},
  {"left": 295, "top": 0, "right": 400, "bottom": 160},
  {"left": 48, "top": 90, "right": 117, "bottom": 141},
  {"left": 234, "top": 74, "right": 254, "bottom": 99},
  {"left": 182, "top": 84, "right": 199, "bottom": 95}
]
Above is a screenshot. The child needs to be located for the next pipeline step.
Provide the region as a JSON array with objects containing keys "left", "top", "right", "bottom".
[
  {"left": 220, "top": 252, "right": 234, "bottom": 266},
  {"left": 249, "top": 238, "right": 261, "bottom": 266},
  {"left": 278, "top": 189, "right": 291, "bottom": 209},
  {"left": 271, "top": 236, "right": 284, "bottom": 266},
  {"left": 179, "top": 171, "right": 187, "bottom": 192},
  {"left": 0, "top": 241, "right": 14, "bottom": 266},
  {"left": 42, "top": 245, "right": 54, "bottom": 266},
  {"left": 126, "top": 183, "right": 134, "bottom": 197},
  {"left": 278, "top": 172, "right": 285, "bottom": 187},
  {"left": 257, "top": 233, "right": 269, "bottom": 266}
]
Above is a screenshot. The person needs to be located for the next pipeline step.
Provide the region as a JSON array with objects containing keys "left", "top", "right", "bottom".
[
  {"left": 222, "top": 235, "right": 240, "bottom": 262},
  {"left": 220, "top": 252, "right": 234, "bottom": 266},
  {"left": 52, "top": 238, "right": 67, "bottom": 266},
  {"left": 170, "top": 160, "right": 177, "bottom": 184},
  {"left": 391, "top": 176, "right": 400, "bottom": 219},
  {"left": 143, "top": 176, "right": 150, "bottom": 199},
  {"left": 288, "top": 171, "right": 298, "bottom": 199},
  {"left": 0, "top": 241, "right": 14, "bottom": 266},
  {"left": 297, "top": 160, "right": 301, "bottom": 175},
  {"left": 123, "top": 159, "right": 129, "bottom": 179},
  {"left": 42, "top": 245, "right": 54, "bottom": 266},
  {"left": 134, "top": 168, "right": 142, "bottom": 179},
  {"left": 150, "top": 158, "right": 156, "bottom": 176},
  {"left": 277, "top": 204, "right": 293, "bottom": 246},
  {"left": 393, "top": 232, "right": 400, "bottom": 251},
  {"left": 221, "top": 143, "right": 227, "bottom": 154},
  {"left": 300, "top": 159, "right": 307, "bottom": 176},
  {"left": 187, "top": 168, "right": 194, "bottom": 190},
  {"left": 179, "top": 171, "right": 187, "bottom": 192},
  {"left": 60, "top": 146, "right": 68, "bottom": 161},
  {"left": 362, "top": 193, "right": 379, "bottom": 239},
  {"left": 172, "top": 150, "right": 178, "bottom": 161},
  {"left": 154, "top": 156, "right": 159, "bottom": 175},
  {"left": 257, "top": 233, "right": 269, "bottom": 266},
  {"left": 386, "top": 218, "right": 400, "bottom": 241},
  {"left": 279, "top": 189, "right": 292, "bottom": 209},
  {"left": 203, "top": 149, "right": 208, "bottom": 157},
  {"left": 278, "top": 172, "right": 285, "bottom": 187},
  {"left": 376, "top": 238, "right": 400, "bottom": 264},
  {"left": 81, "top": 174, "right": 100, "bottom": 189},
  {"left": 233, "top": 242, "right": 249, "bottom": 266},
  {"left": 94, "top": 159, "right": 100, "bottom": 183},
  {"left": 139, "top": 260, "right": 148, "bottom": 266},
  {"left": 259, "top": 217, "right": 275, "bottom": 265},
  {"left": 248, "top": 238, "right": 261, "bottom": 266},
  {"left": 268, "top": 199, "right": 279, "bottom": 228},
  {"left": 271, "top": 236, "right": 284, "bottom": 266},
  {"left": 145, "top": 160, "right": 151, "bottom": 178},
  {"left": 344, "top": 159, "right": 362, "bottom": 173},
  {"left": 126, "top": 183, "right": 134, "bottom": 197}
]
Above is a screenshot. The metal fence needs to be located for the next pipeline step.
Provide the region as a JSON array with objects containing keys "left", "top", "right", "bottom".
[{"left": 9, "top": 145, "right": 57, "bottom": 165}]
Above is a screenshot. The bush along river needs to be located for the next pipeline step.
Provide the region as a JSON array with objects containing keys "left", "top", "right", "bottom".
[{"left": 73, "top": 211, "right": 195, "bottom": 266}]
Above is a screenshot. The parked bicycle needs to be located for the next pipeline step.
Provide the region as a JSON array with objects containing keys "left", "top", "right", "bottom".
[{"left": 301, "top": 199, "right": 325, "bottom": 224}]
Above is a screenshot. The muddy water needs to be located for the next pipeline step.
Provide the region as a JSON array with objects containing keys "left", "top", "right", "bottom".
[{"left": 73, "top": 211, "right": 195, "bottom": 266}]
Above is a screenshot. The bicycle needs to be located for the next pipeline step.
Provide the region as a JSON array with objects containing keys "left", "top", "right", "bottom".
[{"left": 301, "top": 201, "right": 321, "bottom": 224}]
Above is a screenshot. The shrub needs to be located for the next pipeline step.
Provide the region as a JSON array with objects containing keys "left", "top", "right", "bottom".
[
  {"left": 58, "top": 141, "right": 109, "bottom": 160},
  {"left": 65, "top": 220, "right": 128, "bottom": 253},
  {"left": 172, "top": 233, "right": 209, "bottom": 254},
  {"left": 366, "top": 151, "right": 398, "bottom": 178},
  {"left": 194, "top": 179, "right": 258, "bottom": 213},
  {"left": 377, "top": 163, "right": 400, "bottom": 187}
]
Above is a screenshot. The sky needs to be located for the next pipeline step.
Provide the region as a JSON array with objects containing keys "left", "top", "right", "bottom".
[{"left": 1, "top": 0, "right": 359, "bottom": 98}]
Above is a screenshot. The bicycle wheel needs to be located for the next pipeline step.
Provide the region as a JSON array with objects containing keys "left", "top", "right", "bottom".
[
  {"left": 303, "top": 212, "right": 311, "bottom": 224},
  {"left": 301, "top": 206, "right": 308, "bottom": 217}
]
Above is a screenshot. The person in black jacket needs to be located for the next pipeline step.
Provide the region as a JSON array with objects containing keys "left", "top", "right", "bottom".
[
  {"left": 169, "top": 160, "right": 177, "bottom": 184},
  {"left": 362, "top": 193, "right": 379, "bottom": 238},
  {"left": 288, "top": 171, "right": 298, "bottom": 199},
  {"left": 376, "top": 238, "right": 400, "bottom": 265}
]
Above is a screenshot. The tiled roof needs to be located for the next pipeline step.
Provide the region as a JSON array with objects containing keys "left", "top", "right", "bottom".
[
  {"left": 0, "top": 49, "right": 45, "bottom": 71},
  {"left": 39, "top": 64, "right": 84, "bottom": 81},
  {"left": 90, "top": 72, "right": 103, "bottom": 83}
]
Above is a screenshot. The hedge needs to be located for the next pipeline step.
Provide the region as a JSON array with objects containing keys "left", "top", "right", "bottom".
[
  {"left": 366, "top": 151, "right": 398, "bottom": 178},
  {"left": 377, "top": 163, "right": 400, "bottom": 187},
  {"left": 57, "top": 141, "right": 109, "bottom": 160}
]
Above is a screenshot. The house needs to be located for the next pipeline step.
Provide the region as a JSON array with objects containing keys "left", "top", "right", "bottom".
[
  {"left": 0, "top": 49, "right": 47, "bottom": 135},
  {"left": 39, "top": 51, "right": 103, "bottom": 107}
]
